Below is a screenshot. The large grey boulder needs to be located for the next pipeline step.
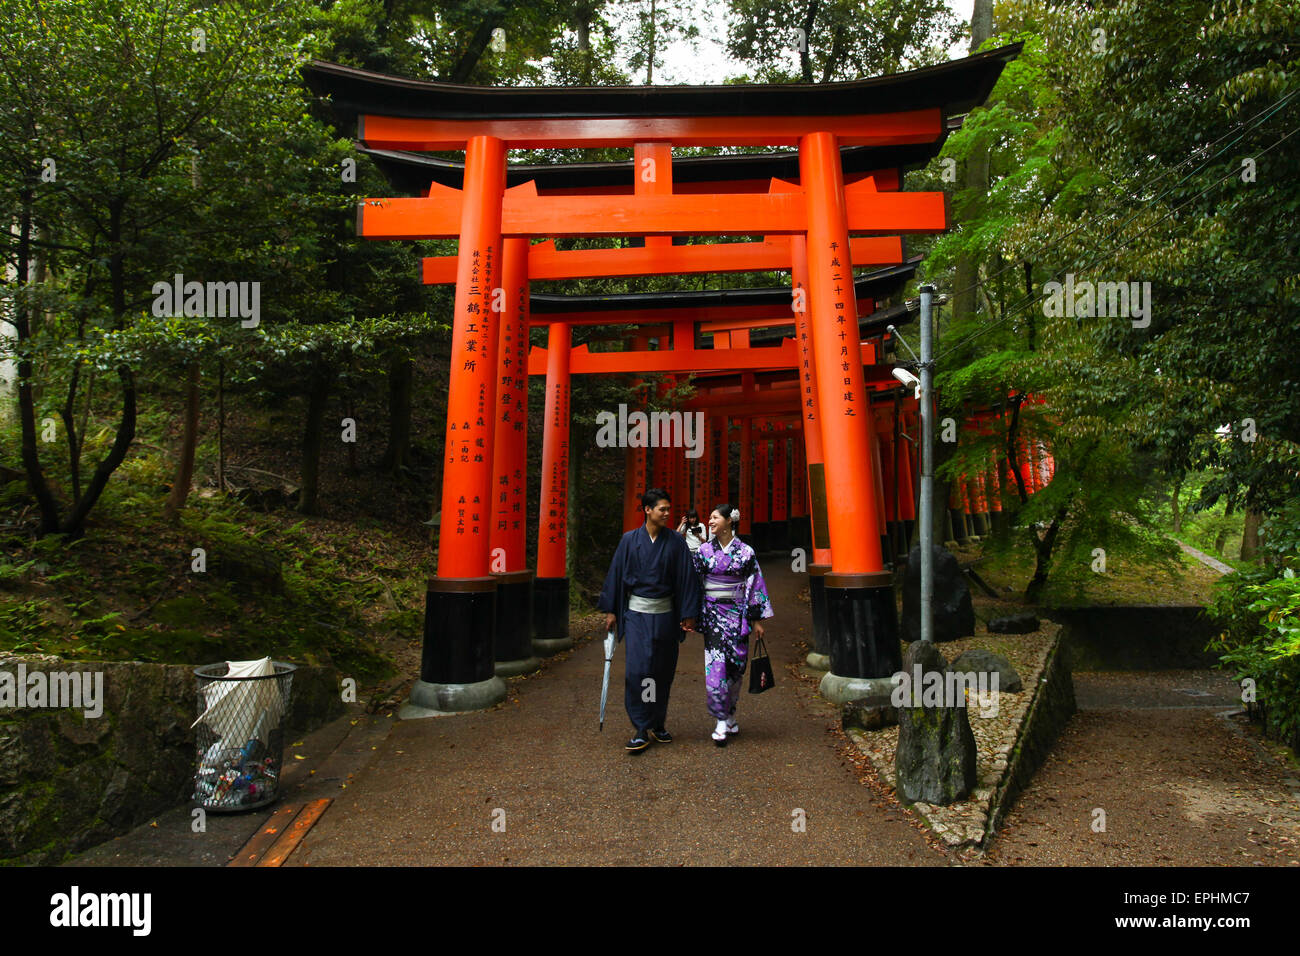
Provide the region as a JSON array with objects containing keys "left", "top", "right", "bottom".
[
  {"left": 901, "top": 544, "right": 975, "bottom": 643},
  {"left": 987, "top": 612, "right": 1040, "bottom": 634},
  {"left": 950, "top": 648, "right": 1023, "bottom": 693},
  {"left": 895, "top": 640, "right": 978, "bottom": 805}
]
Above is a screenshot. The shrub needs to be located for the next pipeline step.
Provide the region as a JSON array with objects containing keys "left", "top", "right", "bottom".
[{"left": 1208, "top": 561, "right": 1300, "bottom": 753}]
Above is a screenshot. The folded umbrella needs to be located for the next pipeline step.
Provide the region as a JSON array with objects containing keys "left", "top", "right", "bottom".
[
  {"left": 192, "top": 656, "right": 285, "bottom": 748},
  {"left": 598, "top": 630, "right": 616, "bottom": 731}
]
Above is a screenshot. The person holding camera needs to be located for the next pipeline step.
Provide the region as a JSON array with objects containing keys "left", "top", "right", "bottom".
[{"left": 676, "top": 509, "right": 706, "bottom": 552}]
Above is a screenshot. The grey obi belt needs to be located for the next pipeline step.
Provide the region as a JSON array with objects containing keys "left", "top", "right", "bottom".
[{"left": 628, "top": 594, "right": 673, "bottom": 614}]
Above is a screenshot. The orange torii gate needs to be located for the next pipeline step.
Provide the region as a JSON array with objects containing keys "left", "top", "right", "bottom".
[
  {"left": 362, "top": 143, "right": 922, "bottom": 675},
  {"left": 522, "top": 262, "right": 912, "bottom": 652},
  {"left": 305, "top": 45, "right": 1021, "bottom": 713}
]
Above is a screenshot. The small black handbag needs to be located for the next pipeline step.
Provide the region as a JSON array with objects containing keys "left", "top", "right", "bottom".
[{"left": 748, "top": 637, "right": 775, "bottom": 694}]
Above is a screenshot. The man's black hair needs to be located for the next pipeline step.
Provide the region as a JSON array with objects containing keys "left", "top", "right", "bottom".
[{"left": 641, "top": 488, "right": 671, "bottom": 509}]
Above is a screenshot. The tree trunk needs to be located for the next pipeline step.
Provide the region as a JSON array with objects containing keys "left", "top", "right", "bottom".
[
  {"left": 1024, "top": 503, "right": 1069, "bottom": 604},
  {"left": 1214, "top": 497, "right": 1235, "bottom": 555},
  {"left": 297, "top": 365, "right": 334, "bottom": 515},
  {"left": 646, "top": 0, "right": 657, "bottom": 84},
  {"left": 1005, "top": 393, "right": 1029, "bottom": 504},
  {"left": 60, "top": 197, "right": 140, "bottom": 537},
  {"left": 950, "top": 0, "right": 994, "bottom": 332},
  {"left": 75, "top": 364, "right": 96, "bottom": 487},
  {"left": 381, "top": 355, "right": 413, "bottom": 475},
  {"left": 575, "top": 9, "right": 592, "bottom": 83},
  {"left": 970, "top": 0, "right": 993, "bottom": 50},
  {"left": 14, "top": 186, "right": 61, "bottom": 533},
  {"left": 447, "top": 4, "right": 512, "bottom": 83},
  {"left": 1170, "top": 479, "right": 1182, "bottom": 533},
  {"left": 60, "top": 359, "right": 84, "bottom": 503},
  {"left": 163, "top": 362, "right": 201, "bottom": 522},
  {"left": 60, "top": 365, "right": 137, "bottom": 538},
  {"left": 799, "top": 0, "right": 819, "bottom": 83},
  {"left": 1240, "top": 505, "right": 1263, "bottom": 561}
]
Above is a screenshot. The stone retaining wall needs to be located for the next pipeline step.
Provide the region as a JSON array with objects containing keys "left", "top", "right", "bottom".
[
  {"left": 984, "top": 630, "right": 1076, "bottom": 848},
  {"left": 1049, "top": 605, "right": 1218, "bottom": 670},
  {"left": 0, "top": 654, "right": 343, "bottom": 864}
]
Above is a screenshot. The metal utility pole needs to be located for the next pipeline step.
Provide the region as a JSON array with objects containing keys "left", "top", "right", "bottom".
[{"left": 919, "top": 284, "right": 935, "bottom": 643}]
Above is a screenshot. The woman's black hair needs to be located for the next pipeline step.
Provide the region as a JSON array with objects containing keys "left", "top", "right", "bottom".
[{"left": 711, "top": 502, "right": 738, "bottom": 530}]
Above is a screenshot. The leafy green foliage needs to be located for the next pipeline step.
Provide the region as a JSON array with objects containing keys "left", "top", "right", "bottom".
[
  {"left": 916, "top": 0, "right": 1299, "bottom": 598},
  {"left": 726, "top": 0, "right": 962, "bottom": 82},
  {"left": 1209, "top": 561, "right": 1300, "bottom": 750}
]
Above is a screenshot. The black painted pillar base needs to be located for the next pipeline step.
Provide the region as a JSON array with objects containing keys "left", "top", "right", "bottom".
[
  {"left": 493, "top": 570, "right": 540, "bottom": 676},
  {"left": 970, "top": 512, "right": 989, "bottom": 537},
  {"left": 403, "top": 577, "right": 505, "bottom": 716},
  {"left": 989, "top": 510, "right": 1006, "bottom": 533},
  {"left": 531, "top": 576, "right": 572, "bottom": 655},
  {"left": 807, "top": 563, "right": 831, "bottom": 670},
  {"left": 951, "top": 508, "right": 974, "bottom": 545},
  {"left": 751, "top": 522, "right": 770, "bottom": 554},
  {"left": 818, "top": 571, "right": 902, "bottom": 705},
  {"left": 792, "top": 516, "right": 812, "bottom": 554}
]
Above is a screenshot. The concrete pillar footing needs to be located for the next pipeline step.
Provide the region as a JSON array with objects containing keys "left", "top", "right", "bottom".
[
  {"left": 495, "top": 656, "right": 541, "bottom": 678},
  {"left": 532, "top": 637, "right": 573, "bottom": 656},
  {"left": 400, "top": 676, "right": 507, "bottom": 719},
  {"left": 818, "top": 672, "right": 897, "bottom": 706}
]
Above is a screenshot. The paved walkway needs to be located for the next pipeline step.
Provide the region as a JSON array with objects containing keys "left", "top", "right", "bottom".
[
  {"left": 69, "top": 560, "right": 1300, "bottom": 868},
  {"left": 1171, "top": 537, "right": 1236, "bottom": 576},
  {"left": 982, "top": 670, "right": 1300, "bottom": 866},
  {"left": 288, "top": 562, "right": 943, "bottom": 866}
]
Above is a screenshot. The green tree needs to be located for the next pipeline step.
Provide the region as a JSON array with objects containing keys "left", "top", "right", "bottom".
[
  {"left": 0, "top": 0, "right": 334, "bottom": 535},
  {"left": 726, "top": 0, "right": 962, "bottom": 83}
]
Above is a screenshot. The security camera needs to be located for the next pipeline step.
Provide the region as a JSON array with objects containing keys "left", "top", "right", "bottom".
[
  {"left": 892, "top": 367, "right": 919, "bottom": 389},
  {"left": 892, "top": 366, "right": 921, "bottom": 399}
]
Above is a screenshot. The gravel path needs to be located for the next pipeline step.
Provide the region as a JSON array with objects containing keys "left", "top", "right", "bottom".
[{"left": 289, "top": 563, "right": 945, "bottom": 866}]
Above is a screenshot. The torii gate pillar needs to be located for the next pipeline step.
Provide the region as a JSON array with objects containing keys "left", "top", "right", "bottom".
[
  {"left": 791, "top": 233, "right": 833, "bottom": 671},
  {"left": 800, "top": 131, "right": 901, "bottom": 705},
  {"left": 406, "top": 134, "right": 509, "bottom": 716},
  {"left": 534, "top": 320, "right": 575, "bottom": 654},
  {"left": 490, "top": 237, "right": 540, "bottom": 676}
]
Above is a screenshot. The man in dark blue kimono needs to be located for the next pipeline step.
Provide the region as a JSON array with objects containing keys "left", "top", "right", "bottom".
[{"left": 599, "top": 488, "right": 702, "bottom": 752}]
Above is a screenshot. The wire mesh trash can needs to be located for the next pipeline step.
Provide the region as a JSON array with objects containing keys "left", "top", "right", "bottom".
[{"left": 192, "top": 659, "right": 296, "bottom": 813}]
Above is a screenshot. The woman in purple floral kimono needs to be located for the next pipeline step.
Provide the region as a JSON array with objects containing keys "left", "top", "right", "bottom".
[{"left": 691, "top": 502, "right": 774, "bottom": 746}]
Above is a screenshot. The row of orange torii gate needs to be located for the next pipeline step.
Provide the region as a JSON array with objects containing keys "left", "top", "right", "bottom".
[{"left": 305, "top": 41, "right": 1050, "bottom": 714}]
